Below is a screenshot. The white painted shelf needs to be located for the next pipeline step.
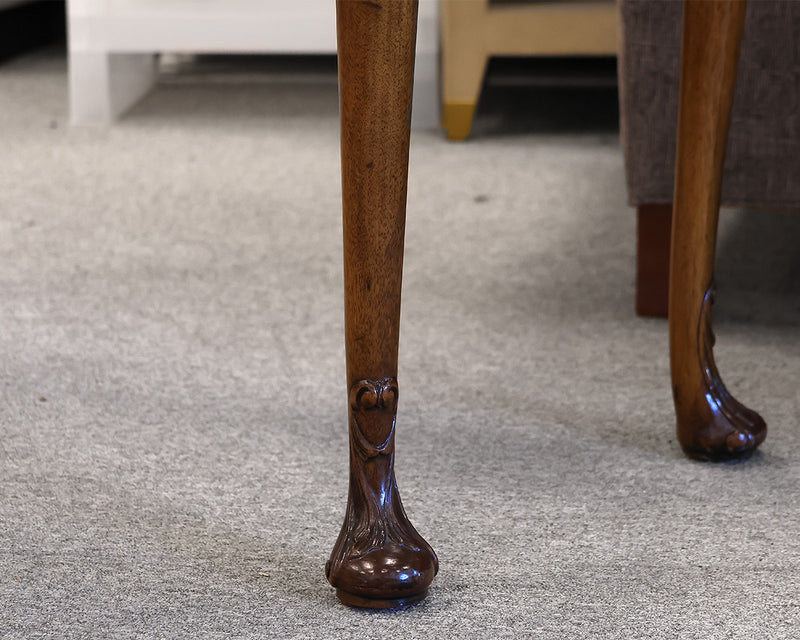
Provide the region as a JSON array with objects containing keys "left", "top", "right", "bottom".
[{"left": 67, "top": 0, "right": 439, "bottom": 128}]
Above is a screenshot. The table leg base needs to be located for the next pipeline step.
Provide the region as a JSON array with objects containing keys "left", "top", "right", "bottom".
[{"left": 335, "top": 589, "right": 429, "bottom": 610}]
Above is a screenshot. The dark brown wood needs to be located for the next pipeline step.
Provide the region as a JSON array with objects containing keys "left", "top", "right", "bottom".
[
  {"left": 636, "top": 203, "right": 673, "bottom": 318},
  {"left": 327, "top": 0, "right": 438, "bottom": 608},
  {"left": 670, "top": 0, "right": 766, "bottom": 461}
]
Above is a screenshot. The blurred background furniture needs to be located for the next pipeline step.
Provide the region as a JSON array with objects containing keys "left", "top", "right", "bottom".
[
  {"left": 619, "top": 0, "right": 800, "bottom": 317},
  {"left": 66, "top": 0, "right": 438, "bottom": 128},
  {"left": 441, "top": 0, "right": 618, "bottom": 140}
]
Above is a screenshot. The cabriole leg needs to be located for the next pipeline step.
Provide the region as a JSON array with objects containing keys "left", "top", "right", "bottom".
[
  {"left": 670, "top": 0, "right": 766, "bottom": 461},
  {"left": 326, "top": 0, "right": 438, "bottom": 608}
]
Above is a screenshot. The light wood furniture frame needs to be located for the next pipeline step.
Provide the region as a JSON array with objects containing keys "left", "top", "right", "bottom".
[{"left": 441, "top": 0, "right": 618, "bottom": 140}]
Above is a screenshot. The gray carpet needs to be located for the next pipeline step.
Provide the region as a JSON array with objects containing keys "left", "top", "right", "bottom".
[{"left": 2, "top": 49, "right": 799, "bottom": 639}]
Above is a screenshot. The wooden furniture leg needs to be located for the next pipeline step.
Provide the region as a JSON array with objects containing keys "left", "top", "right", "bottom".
[
  {"left": 636, "top": 203, "right": 672, "bottom": 318},
  {"left": 441, "top": 0, "right": 489, "bottom": 141},
  {"left": 441, "top": 0, "right": 618, "bottom": 141},
  {"left": 670, "top": 0, "right": 766, "bottom": 461},
  {"left": 326, "top": 0, "right": 438, "bottom": 609}
]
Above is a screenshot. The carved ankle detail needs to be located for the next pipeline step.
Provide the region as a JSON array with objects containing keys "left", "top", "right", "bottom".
[
  {"left": 677, "top": 283, "right": 767, "bottom": 461},
  {"left": 349, "top": 378, "right": 398, "bottom": 455},
  {"left": 327, "top": 377, "right": 437, "bottom": 605}
]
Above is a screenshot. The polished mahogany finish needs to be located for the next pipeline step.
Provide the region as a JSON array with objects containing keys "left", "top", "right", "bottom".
[
  {"left": 636, "top": 203, "right": 673, "bottom": 318},
  {"left": 327, "top": 0, "right": 438, "bottom": 608},
  {"left": 670, "top": 0, "right": 766, "bottom": 461}
]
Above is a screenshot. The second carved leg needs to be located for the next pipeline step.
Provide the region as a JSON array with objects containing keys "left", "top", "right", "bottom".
[{"left": 670, "top": 0, "right": 766, "bottom": 461}]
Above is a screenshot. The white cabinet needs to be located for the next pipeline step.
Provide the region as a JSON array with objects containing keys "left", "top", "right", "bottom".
[{"left": 67, "top": 0, "right": 439, "bottom": 128}]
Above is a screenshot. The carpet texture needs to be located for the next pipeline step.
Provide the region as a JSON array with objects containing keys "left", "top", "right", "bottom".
[{"left": 1, "top": 49, "right": 799, "bottom": 639}]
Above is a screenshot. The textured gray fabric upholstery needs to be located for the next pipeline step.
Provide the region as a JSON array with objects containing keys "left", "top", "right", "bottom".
[{"left": 619, "top": 0, "right": 800, "bottom": 208}]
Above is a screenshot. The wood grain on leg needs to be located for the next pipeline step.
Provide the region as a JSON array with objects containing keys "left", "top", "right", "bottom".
[
  {"left": 670, "top": 0, "right": 766, "bottom": 461},
  {"left": 326, "top": 0, "right": 438, "bottom": 608}
]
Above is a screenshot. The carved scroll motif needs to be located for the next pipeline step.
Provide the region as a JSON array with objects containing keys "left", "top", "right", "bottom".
[{"left": 348, "top": 378, "right": 398, "bottom": 457}]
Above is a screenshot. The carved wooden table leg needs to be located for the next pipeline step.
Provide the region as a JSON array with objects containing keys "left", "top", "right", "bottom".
[
  {"left": 326, "top": 0, "right": 438, "bottom": 608},
  {"left": 669, "top": 0, "right": 766, "bottom": 461}
]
